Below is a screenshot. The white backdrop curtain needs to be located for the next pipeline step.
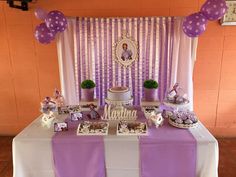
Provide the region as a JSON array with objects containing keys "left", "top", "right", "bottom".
[{"left": 57, "top": 17, "right": 197, "bottom": 109}]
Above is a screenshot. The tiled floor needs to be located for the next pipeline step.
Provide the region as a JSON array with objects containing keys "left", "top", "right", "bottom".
[
  {"left": 0, "top": 136, "right": 236, "bottom": 177},
  {"left": 218, "top": 138, "right": 236, "bottom": 177}
]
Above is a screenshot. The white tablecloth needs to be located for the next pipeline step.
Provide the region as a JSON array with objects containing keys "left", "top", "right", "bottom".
[{"left": 13, "top": 114, "right": 218, "bottom": 177}]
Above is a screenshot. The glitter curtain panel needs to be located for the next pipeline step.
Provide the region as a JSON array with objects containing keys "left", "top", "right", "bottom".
[{"left": 76, "top": 17, "right": 173, "bottom": 105}]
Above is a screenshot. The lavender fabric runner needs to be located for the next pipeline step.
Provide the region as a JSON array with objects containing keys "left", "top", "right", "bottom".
[
  {"left": 52, "top": 118, "right": 106, "bottom": 177},
  {"left": 139, "top": 118, "right": 197, "bottom": 177},
  {"left": 52, "top": 108, "right": 196, "bottom": 177}
]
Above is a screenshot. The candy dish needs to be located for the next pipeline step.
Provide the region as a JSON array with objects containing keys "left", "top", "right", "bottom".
[{"left": 168, "top": 110, "right": 198, "bottom": 129}]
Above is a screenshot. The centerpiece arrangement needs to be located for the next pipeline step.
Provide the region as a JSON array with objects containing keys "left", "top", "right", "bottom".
[
  {"left": 143, "top": 79, "right": 158, "bottom": 101},
  {"left": 102, "top": 84, "right": 139, "bottom": 130},
  {"left": 40, "top": 81, "right": 199, "bottom": 133},
  {"left": 80, "top": 80, "right": 100, "bottom": 110},
  {"left": 40, "top": 89, "right": 65, "bottom": 113},
  {"left": 161, "top": 83, "right": 199, "bottom": 129},
  {"left": 81, "top": 79, "right": 96, "bottom": 101}
]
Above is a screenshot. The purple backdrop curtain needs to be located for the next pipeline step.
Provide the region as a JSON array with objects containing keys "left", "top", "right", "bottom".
[{"left": 75, "top": 17, "right": 176, "bottom": 105}]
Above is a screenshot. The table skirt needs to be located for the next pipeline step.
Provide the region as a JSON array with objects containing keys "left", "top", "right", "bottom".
[{"left": 13, "top": 115, "right": 218, "bottom": 177}]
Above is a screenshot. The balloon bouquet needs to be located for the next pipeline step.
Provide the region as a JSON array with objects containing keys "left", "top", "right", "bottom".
[
  {"left": 34, "top": 8, "right": 68, "bottom": 44},
  {"left": 183, "top": 0, "right": 228, "bottom": 37}
]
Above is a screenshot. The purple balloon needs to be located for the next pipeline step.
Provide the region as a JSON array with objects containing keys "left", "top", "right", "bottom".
[
  {"left": 182, "top": 12, "right": 208, "bottom": 37},
  {"left": 35, "top": 23, "right": 55, "bottom": 44},
  {"left": 45, "top": 10, "right": 67, "bottom": 33},
  {"left": 34, "top": 8, "right": 47, "bottom": 20},
  {"left": 201, "top": 0, "right": 228, "bottom": 21}
]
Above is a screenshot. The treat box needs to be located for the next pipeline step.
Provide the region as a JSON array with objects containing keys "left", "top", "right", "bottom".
[
  {"left": 116, "top": 121, "right": 148, "bottom": 136},
  {"left": 58, "top": 105, "right": 81, "bottom": 114},
  {"left": 77, "top": 121, "right": 109, "bottom": 136}
]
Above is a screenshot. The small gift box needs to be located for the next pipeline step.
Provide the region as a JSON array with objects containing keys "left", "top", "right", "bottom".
[
  {"left": 70, "top": 112, "right": 83, "bottom": 121},
  {"left": 54, "top": 122, "right": 68, "bottom": 132}
]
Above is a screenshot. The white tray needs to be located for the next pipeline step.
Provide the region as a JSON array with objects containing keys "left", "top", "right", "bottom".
[
  {"left": 163, "top": 101, "right": 190, "bottom": 110},
  {"left": 105, "top": 98, "right": 133, "bottom": 106},
  {"left": 116, "top": 121, "right": 148, "bottom": 136},
  {"left": 77, "top": 121, "right": 109, "bottom": 136}
]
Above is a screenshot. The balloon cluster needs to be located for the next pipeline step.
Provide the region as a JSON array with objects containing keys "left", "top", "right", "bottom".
[
  {"left": 34, "top": 8, "right": 68, "bottom": 44},
  {"left": 183, "top": 0, "right": 228, "bottom": 37}
]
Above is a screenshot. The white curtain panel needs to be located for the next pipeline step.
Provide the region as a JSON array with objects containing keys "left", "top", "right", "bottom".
[
  {"left": 57, "top": 18, "right": 78, "bottom": 105},
  {"left": 57, "top": 17, "right": 197, "bottom": 109}
]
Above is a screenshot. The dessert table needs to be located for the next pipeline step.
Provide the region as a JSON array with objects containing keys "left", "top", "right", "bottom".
[{"left": 13, "top": 113, "right": 218, "bottom": 177}]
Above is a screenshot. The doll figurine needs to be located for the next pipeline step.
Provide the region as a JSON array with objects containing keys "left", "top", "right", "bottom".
[
  {"left": 167, "top": 83, "right": 189, "bottom": 104},
  {"left": 87, "top": 104, "right": 100, "bottom": 119},
  {"left": 168, "top": 83, "right": 179, "bottom": 95},
  {"left": 43, "top": 96, "right": 55, "bottom": 105},
  {"left": 53, "top": 89, "right": 64, "bottom": 107},
  {"left": 41, "top": 97, "right": 57, "bottom": 113}
]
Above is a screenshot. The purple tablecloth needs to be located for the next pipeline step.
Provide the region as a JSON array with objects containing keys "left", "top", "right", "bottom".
[
  {"left": 140, "top": 118, "right": 197, "bottom": 177},
  {"left": 52, "top": 107, "right": 197, "bottom": 177},
  {"left": 52, "top": 118, "right": 106, "bottom": 177}
]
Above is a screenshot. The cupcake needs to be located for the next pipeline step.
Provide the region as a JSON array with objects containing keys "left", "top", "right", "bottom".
[
  {"left": 175, "top": 118, "right": 183, "bottom": 124},
  {"left": 184, "top": 119, "right": 193, "bottom": 124},
  {"left": 170, "top": 114, "right": 177, "bottom": 120}
]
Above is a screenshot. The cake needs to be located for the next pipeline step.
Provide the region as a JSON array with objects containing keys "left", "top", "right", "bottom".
[
  {"left": 105, "top": 86, "right": 133, "bottom": 106},
  {"left": 107, "top": 86, "right": 131, "bottom": 101}
]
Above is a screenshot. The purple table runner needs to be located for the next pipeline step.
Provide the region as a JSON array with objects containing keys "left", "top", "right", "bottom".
[
  {"left": 52, "top": 107, "right": 197, "bottom": 177},
  {"left": 139, "top": 118, "right": 197, "bottom": 177},
  {"left": 52, "top": 118, "right": 106, "bottom": 177}
]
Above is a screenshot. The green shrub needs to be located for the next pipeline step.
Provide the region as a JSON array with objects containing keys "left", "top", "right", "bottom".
[
  {"left": 81, "top": 80, "right": 96, "bottom": 89},
  {"left": 143, "top": 79, "right": 158, "bottom": 89}
]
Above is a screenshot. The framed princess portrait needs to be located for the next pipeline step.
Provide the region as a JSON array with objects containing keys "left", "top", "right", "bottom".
[{"left": 113, "top": 32, "right": 138, "bottom": 67}]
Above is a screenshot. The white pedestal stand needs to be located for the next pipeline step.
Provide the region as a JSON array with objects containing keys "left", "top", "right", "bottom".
[{"left": 140, "top": 99, "right": 160, "bottom": 107}]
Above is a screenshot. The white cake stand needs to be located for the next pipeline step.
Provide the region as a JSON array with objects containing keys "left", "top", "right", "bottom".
[
  {"left": 163, "top": 101, "right": 190, "bottom": 111},
  {"left": 105, "top": 98, "right": 133, "bottom": 108}
]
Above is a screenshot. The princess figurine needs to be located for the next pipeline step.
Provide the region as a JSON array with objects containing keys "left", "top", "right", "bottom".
[
  {"left": 53, "top": 89, "right": 64, "bottom": 107},
  {"left": 168, "top": 83, "right": 179, "bottom": 95},
  {"left": 167, "top": 83, "right": 188, "bottom": 104},
  {"left": 40, "top": 97, "right": 57, "bottom": 113},
  {"left": 87, "top": 104, "right": 100, "bottom": 119}
]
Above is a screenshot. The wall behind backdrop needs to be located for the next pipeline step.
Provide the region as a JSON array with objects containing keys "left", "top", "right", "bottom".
[{"left": 0, "top": 0, "right": 235, "bottom": 136}]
